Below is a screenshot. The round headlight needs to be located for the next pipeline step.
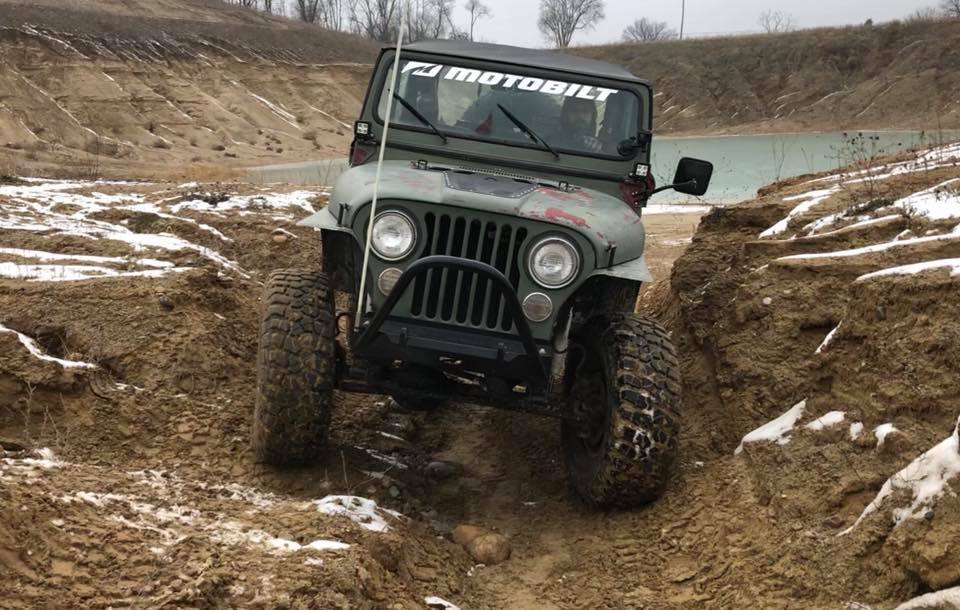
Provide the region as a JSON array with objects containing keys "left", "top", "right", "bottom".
[
  {"left": 528, "top": 236, "right": 579, "bottom": 288},
  {"left": 371, "top": 211, "right": 416, "bottom": 261}
]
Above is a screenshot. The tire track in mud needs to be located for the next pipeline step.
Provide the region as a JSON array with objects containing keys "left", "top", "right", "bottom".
[{"left": 402, "top": 214, "right": 746, "bottom": 609}]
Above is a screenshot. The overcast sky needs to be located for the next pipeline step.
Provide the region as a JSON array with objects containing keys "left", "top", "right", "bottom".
[{"left": 457, "top": 0, "right": 937, "bottom": 47}]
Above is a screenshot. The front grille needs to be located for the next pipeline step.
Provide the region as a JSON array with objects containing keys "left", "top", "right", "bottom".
[{"left": 410, "top": 213, "right": 528, "bottom": 332}]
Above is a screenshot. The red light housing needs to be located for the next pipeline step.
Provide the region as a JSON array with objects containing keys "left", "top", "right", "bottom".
[
  {"left": 620, "top": 172, "right": 655, "bottom": 208},
  {"left": 350, "top": 141, "right": 373, "bottom": 166}
]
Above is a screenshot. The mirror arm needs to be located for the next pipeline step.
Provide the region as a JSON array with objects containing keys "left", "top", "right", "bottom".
[{"left": 649, "top": 178, "right": 697, "bottom": 197}]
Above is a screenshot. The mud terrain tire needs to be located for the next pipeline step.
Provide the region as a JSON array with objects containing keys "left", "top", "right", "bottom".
[
  {"left": 252, "top": 269, "right": 336, "bottom": 465},
  {"left": 562, "top": 314, "right": 681, "bottom": 507}
]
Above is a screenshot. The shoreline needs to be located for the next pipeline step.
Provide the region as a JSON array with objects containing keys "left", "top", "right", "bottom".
[{"left": 658, "top": 128, "right": 960, "bottom": 141}]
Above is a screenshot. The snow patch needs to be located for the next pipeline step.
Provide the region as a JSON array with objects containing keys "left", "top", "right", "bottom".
[
  {"left": 875, "top": 423, "right": 898, "bottom": 448},
  {"left": 0, "top": 448, "right": 65, "bottom": 477},
  {"left": 894, "top": 586, "right": 960, "bottom": 610},
  {"left": 850, "top": 422, "right": 864, "bottom": 440},
  {"left": 815, "top": 322, "right": 842, "bottom": 355},
  {"left": 212, "top": 522, "right": 349, "bottom": 554},
  {"left": 0, "top": 179, "right": 246, "bottom": 275},
  {"left": 760, "top": 189, "right": 836, "bottom": 238},
  {"left": 735, "top": 399, "right": 807, "bottom": 454},
  {"left": 0, "top": 323, "right": 97, "bottom": 368},
  {"left": 0, "top": 262, "right": 191, "bottom": 282},
  {"left": 894, "top": 179, "right": 960, "bottom": 220},
  {"left": 777, "top": 232, "right": 960, "bottom": 263},
  {"left": 425, "top": 596, "right": 463, "bottom": 610},
  {"left": 0, "top": 247, "right": 172, "bottom": 268},
  {"left": 841, "top": 419, "right": 960, "bottom": 535},
  {"left": 364, "top": 448, "right": 409, "bottom": 470},
  {"left": 171, "top": 191, "right": 319, "bottom": 215},
  {"left": 57, "top": 487, "right": 350, "bottom": 554},
  {"left": 314, "top": 495, "right": 402, "bottom": 533},
  {"left": 804, "top": 411, "right": 846, "bottom": 431},
  {"left": 803, "top": 213, "right": 902, "bottom": 237},
  {"left": 856, "top": 258, "right": 960, "bottom": 282}
]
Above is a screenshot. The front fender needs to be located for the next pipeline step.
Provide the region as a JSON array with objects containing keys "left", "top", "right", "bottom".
[
  {"left": 588, "top": 256, "right": 653, "bottom": 283},
  {"left": 298, "top": 207, "right": 356, "bottom": 237}
]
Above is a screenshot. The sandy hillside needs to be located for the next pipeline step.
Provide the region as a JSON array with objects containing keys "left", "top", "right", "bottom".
[
  {"left": 2, "top": 139, "right": 960, "bottom": 609},
  {"left": 575, "top": 18, "right": 960, "bottom": 136},
  {"left": 0, "top": 0, "right": 376, "bottom": 180}
]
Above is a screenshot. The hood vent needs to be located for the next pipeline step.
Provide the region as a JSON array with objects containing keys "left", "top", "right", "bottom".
[{"left": 443, "top": 170, "right": 537, "bottom": 199}]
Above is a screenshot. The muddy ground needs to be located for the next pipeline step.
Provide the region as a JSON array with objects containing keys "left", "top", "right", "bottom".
[{"left": 3, "top": 141, "right": 960, "bottom": 609}]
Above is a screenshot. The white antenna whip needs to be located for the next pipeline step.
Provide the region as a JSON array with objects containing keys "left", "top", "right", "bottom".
[{"left": 355, "top": 4, "right": 408, "bottom": 329}]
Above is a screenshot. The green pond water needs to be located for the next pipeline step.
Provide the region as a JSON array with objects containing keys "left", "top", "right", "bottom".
[
  {"left": 651, "top": 130, "right": 959, "bottom": 203},
  {"left": 249, "top": 130, "right": 958, "bottom": 204}
]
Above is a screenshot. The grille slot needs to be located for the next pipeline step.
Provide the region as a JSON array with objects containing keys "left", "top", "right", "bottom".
[{"left": 410, "top": 213, "right": 528, "bottom": 332}]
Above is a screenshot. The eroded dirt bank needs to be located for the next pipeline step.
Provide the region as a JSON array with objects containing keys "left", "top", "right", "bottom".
[
  {"left": 2, "top": 140, "right": 960, "bottom": 609},
  {"left": 0, "top": 0, "right": 375, "bottom": 180}
]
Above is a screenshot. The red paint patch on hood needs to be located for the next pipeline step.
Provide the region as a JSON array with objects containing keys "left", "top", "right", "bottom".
[
  {"left": 544, "top": 207, "right": 589, "bottom": 228},
  {"left": 536, "top": 187, "right": 593, "bottom": 203}
]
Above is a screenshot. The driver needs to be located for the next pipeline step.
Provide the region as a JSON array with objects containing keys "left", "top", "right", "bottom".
[{"left": 553, "top": 97, "right": 603, "bottom": 153}]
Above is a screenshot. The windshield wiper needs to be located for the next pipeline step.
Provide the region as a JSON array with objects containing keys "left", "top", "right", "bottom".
[
  {"left": 392, "top": 93, "right": 447, "bottom": 143},
  {"left": 497, "top": 103, "right": 559, "bottom": 159}
]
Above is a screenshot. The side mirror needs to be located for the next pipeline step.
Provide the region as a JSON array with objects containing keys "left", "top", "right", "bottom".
[{"left": 672, "top": 157, "right": 713, "bottom": 196}]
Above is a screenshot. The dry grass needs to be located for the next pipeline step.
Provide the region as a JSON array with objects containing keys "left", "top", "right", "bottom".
[{"left": 572, "top": 19, "right": 960, "bottom": 135}]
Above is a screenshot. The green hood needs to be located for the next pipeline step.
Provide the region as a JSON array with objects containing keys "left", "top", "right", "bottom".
[{"left": 318, "top": 161, "right": 645, "bottom": 266}]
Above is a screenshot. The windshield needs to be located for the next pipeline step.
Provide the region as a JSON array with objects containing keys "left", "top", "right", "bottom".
[{"left": 376, "top": 59, "right": 644, "bottom": 159}]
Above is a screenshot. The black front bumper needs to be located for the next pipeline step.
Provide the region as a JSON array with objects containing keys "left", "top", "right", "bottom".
[{"left": 354, "top": 256, "right": 550, "bottom": 384}]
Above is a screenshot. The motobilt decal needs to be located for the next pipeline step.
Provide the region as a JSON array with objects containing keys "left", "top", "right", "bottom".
[{"left": 401, "top": 61, "right": 621, "bottom": 102}]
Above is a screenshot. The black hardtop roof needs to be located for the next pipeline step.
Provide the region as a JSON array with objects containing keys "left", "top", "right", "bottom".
[{"left": 394, "top": 40, "right": 648, "bottom": 86}]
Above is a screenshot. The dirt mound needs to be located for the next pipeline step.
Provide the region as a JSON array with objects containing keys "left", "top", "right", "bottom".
[
  {"left": 4, "top": 143, "right": 960, "bottom": 609},
  {"left": 660, "top": 140, "right": 960, "bottom": 606},
  {"left": 0, "top": 179, "right": 474, "bottom": 608},
  {"left": 1, "top": 449, "right": 469, "bottom": 609}
]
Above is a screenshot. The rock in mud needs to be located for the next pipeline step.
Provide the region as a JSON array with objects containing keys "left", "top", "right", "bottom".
[
  {"left": 382, "top": 413, "right": 417, "bottom": 439},
  {"left": 822, "top": 515, "right": 845, "bottom": 529},
  {"left": 466, "top": 533, "right": 511, "bottom": 565},
  {"left": 425, "top": 460, "right": 462, "bottom": 480},
  {"left": 452, "top": 524, "right": 486, "bottom": 547}
]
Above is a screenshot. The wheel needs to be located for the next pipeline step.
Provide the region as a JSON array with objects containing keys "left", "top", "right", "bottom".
[
  {"left": 598, "top": 278, "right": 639, "bottom": 314},
  {"left": 562, "top": 314, "right": 681, "bottom": 507},
  {"left": 252, "top": 269, "right": 336, "bottom": 465}
]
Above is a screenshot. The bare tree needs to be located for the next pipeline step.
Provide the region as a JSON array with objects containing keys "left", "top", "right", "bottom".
[
  {"left": 537, "top": 0, "right": 605, "bottom": 48},
  {"left": 942, "top": 0, "right": 960, "bottom": 17},
  {"left": 464, "top": 0, "right": 491, "bottom": 41},
  {"left": 405, "top": 0, "right": 456, "bottom": 41},
  {"left": 758, "top": 9, "right": 796, "bottom": 33},
  {"left": 317, "top": 0, "right": 348, "bottom": 29},
  {"left": 295, "top": 0, "right": 322, "bottom": 22},
  {"left": 622, "top": 18, "right": 677, "bottom": 42},
  {"left": 353, "top": 0, "right": 399, "bottom": 41},
  {"left": 910, "top": 6, "right": 943, "bottom": 21}
]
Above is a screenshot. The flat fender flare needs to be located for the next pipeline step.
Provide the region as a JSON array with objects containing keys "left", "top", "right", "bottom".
[{"left": 589, "top": 256, "right": 653, "bottom": 284}]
